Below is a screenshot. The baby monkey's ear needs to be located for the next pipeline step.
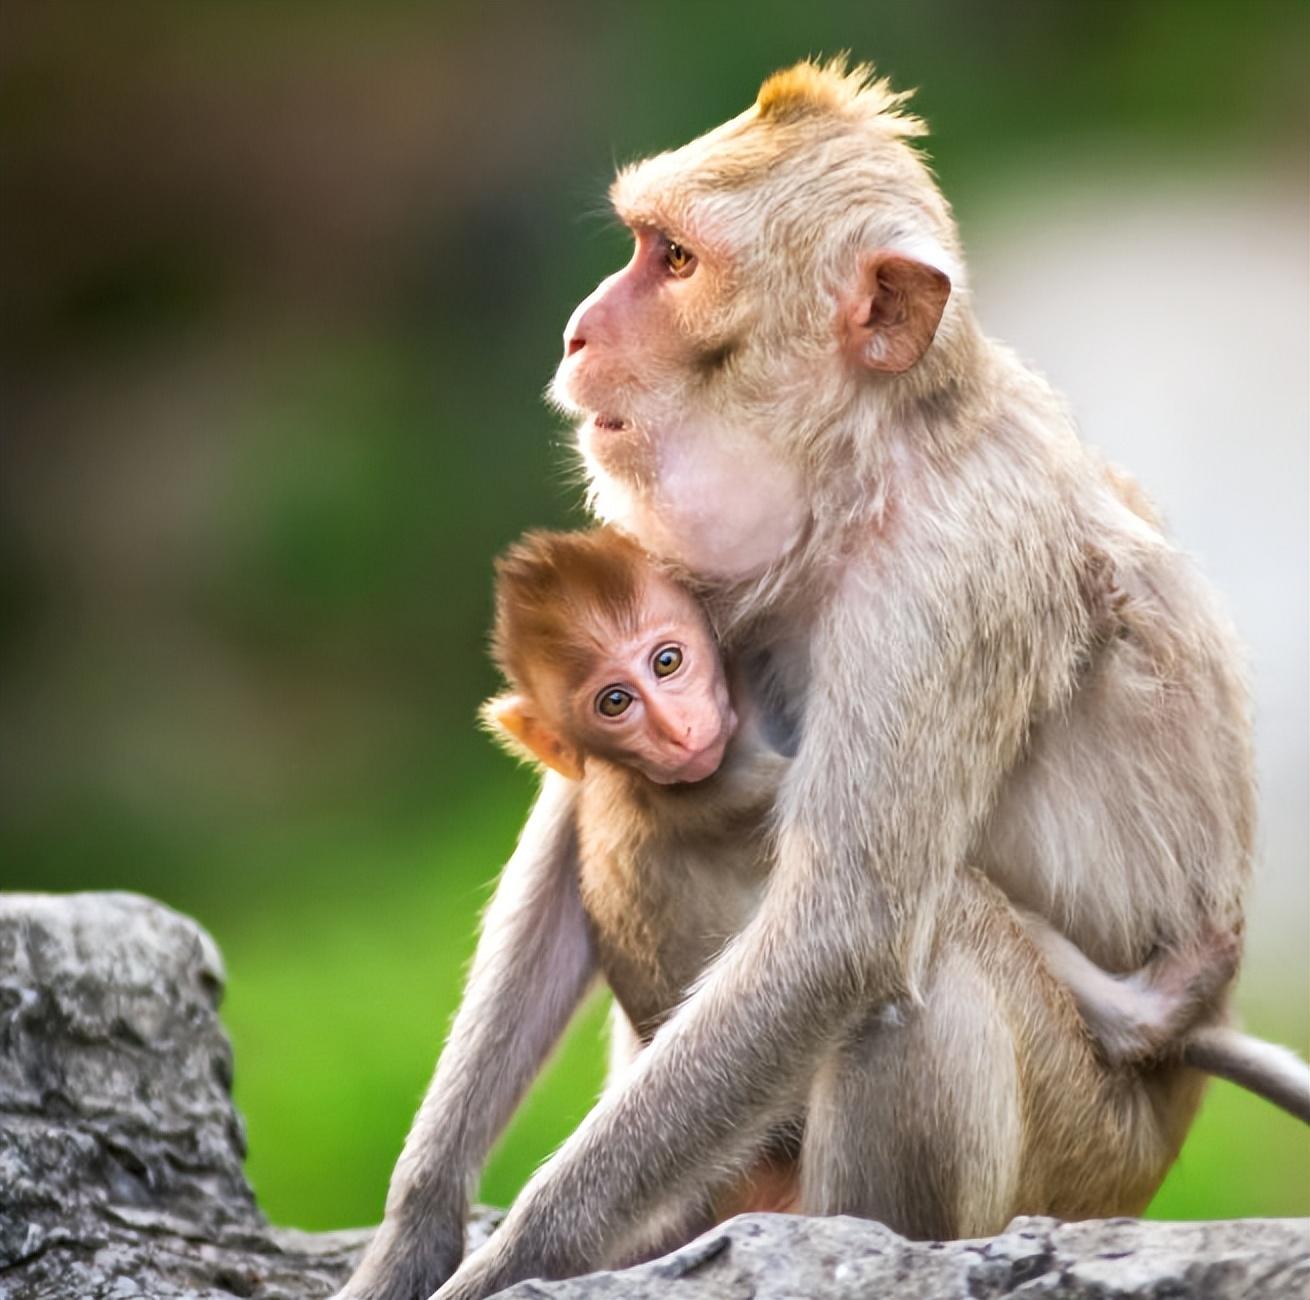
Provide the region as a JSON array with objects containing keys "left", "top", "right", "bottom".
[{"left": 481, "top": 693, "right": 585, "bottom": 781}]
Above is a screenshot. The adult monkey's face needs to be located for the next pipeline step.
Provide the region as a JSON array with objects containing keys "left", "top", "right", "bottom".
[{"left": 550, "top": 58, "right": 958, "bottom": 582}]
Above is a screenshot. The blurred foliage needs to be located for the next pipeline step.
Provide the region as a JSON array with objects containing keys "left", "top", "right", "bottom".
[{"left": 2, "top": 0, "right": 1306, "bottom": 1232}]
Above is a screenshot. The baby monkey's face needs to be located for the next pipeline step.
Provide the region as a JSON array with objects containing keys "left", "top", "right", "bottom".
[{"left": 564, "top": 572, "right": 736, "bottom": 784}]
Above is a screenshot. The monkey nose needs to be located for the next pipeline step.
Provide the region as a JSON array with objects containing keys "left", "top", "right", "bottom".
[
  {"left": 565, "top": 333, "right": 585, "bottom": 357},
  {"left": 652, "top": 712, "right": 693, "bottom": 749}
]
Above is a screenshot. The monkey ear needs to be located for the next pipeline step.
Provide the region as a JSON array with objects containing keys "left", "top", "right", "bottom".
[
  {"left": 842, "top": 251, "right": 951, "bottom": 373},
  {"left": 482, "top": 693, "right": 585, "bottom": 781}
]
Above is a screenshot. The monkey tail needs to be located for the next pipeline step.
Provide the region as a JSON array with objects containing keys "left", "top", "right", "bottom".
[{"left": 1182, "top": 1026, "right": 1310, "bottom": 1125}]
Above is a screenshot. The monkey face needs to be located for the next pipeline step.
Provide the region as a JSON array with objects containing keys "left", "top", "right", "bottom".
[
  {"left": 563, "top": 571, "right": 737, "bottom": 785},
  {"left": 551, "top": 220, "right": 809, "bottom": 581},
  {"left": 554, "top": 226, "right": 703, "bottom": 433},
  {"left": 549, "top": 100, "right": 957, "bottom": 582}
]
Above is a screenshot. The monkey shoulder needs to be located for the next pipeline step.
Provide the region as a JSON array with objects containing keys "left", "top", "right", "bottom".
[
  {"left": 1072, "top": 466, "right": 1237, "bottom": 676},
  {"left": 947, "top": 407, "right": 1212, "bottom": 684}
]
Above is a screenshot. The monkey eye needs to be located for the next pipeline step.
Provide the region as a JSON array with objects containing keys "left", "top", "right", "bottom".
[
  {"left": 651, "top": 645, "right": 683, "bottom": 678},
  {"left": 664, "top": 240, "right": 697, "bottom": 278},
  {"left": 596, "top": 687, "right": 634, "bottom": 718}
]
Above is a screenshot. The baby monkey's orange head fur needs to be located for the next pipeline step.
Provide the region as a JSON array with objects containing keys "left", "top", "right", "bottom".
[{"left": 485, "top": 527, "right": 736, "bottom": 785}]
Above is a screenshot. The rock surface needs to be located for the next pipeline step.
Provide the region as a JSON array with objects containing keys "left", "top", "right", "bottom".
[
  {"left": 496, "top": 1213, "right": 1310, "bottom": 1299},
  {"left": 0, "top": 891, "right": 1305, "bottom": 1299}
]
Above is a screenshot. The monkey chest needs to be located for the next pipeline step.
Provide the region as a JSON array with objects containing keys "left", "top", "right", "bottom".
[{"left": 576, "top": 784, "right": 773, "bottom": 1039}]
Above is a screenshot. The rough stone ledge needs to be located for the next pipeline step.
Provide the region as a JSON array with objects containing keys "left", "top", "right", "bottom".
[{"left": 1, "top": 891, "right": 1305, "bottom": 1300}]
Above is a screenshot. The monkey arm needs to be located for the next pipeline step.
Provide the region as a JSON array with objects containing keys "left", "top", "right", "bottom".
[
  {"left": 1019, "top": 911, "right": 1241, "bottom": 1066},
  {"left": 336, "top": 772, "right": 596, "bottom": 1300},
  {"left": 769, "top": 466, "right": 1088, "bottom": 1002}
]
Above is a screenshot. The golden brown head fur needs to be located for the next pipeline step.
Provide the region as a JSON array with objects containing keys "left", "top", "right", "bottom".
[
  {"left": 754, "top": 55, "right": 925, "bottom": 135},
  {"left": 491, "top": 526, "right": 651, "bottom": 695}
]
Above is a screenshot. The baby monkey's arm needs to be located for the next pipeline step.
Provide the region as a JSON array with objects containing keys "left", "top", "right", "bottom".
[
  {"left": 1022, "top": 912, "right": 1240, "bottom": 1065},
  {"left": 1030, "top": 915, "right": 1308, "bottom": 1121}
]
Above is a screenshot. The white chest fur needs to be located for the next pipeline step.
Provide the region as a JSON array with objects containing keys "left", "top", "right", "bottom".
[{"left": 582, "top": 418, "right": 808, "bottom": 581}]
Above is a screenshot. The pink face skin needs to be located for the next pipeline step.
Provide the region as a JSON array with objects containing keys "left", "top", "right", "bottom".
[
  {"left": 560, "top": 226, "right": 698, "bottom": 403},
  {"left": 563, "top": 572, "right": 737, "bottom": 785},
  {"left": 551, "top": 225, "right": 808, "bottom": 581}
]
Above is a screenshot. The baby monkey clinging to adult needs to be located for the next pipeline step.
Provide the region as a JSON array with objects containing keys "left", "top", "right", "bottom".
[
  {"left": 479, "top": 525, "right": 1306, "bottom": 1263},
  {"left": 485, "top": 526, "right": 735, "bottom": 789}
]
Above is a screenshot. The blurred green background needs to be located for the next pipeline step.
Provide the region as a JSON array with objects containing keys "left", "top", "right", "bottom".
[{"left": 2, "top": 0, "right": 1307, "bottom": 1230}]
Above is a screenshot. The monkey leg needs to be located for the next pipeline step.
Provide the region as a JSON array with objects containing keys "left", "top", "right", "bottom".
[
  {"left": 610, "top": 1126, "right": 804, "bottom": 1268},
  {"left": 605, "top": 1195, "right": 717, "bottom": 1268},
  {"left": 334, "top": 775, "right": 595, "bottom": 1300},
  {"left": 800, "top": 882, "right": 1199, "bottom": 1239},
  {"left": 712, "top": 1136, "right": 803, "bottom": 1217},
  {"left": 608, "top": 1008, "right": 801, "bottom": 1262},
  {"left": 798, "top": 939, "right": 1024, "bottom": 1240}
]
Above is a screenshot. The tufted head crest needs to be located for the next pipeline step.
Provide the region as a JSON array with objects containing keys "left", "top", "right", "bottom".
[{"left": 755, "top": 54, "right": 926, "bottom": 137}]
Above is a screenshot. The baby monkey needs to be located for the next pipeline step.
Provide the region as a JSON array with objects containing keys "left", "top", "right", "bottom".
[{"left": 477, "top": 525, "right": 1307, "bottom": 1259}]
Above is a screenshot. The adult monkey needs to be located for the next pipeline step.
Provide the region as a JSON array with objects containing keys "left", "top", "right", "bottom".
[{"left": 336, "top": 59, "right": 1256, "bottom": 1300}]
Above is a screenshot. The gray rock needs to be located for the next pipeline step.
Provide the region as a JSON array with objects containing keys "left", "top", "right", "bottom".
[
  {"left": 496, "top": 1212, "right": 1310, "bottom": 1299},
  {"left": 0, "top": 892, "right": 1305, "bottom": 1299}
]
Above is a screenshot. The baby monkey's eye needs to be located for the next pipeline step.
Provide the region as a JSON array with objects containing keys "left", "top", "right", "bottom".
[
  {"left": 652, "top": 645, "right": 683, "bottom": 678},
  {"left": 664, "top": 240, "right": 696, "bottom": 277},
  {"left": 597, "top": 687, "right": 634, "bottom": 718}
]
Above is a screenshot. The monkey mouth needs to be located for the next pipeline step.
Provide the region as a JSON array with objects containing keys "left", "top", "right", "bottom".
[
  {"left": 593, "top": 414, "right": 630, "bottom": 433},
  {"left": 670, "top": 725, "right": 734, "bottom": 784},
  {"left": 671, "top": 744, "right": 727, "bottom": 783}
]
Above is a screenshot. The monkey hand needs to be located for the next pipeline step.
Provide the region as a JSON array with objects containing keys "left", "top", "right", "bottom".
[
  {"left": 1104, "top": 924, "right": 1243, "bottom": 1067},
  {"left": 331, "top": 1199, "right": 466, "bottom": 1300}
]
